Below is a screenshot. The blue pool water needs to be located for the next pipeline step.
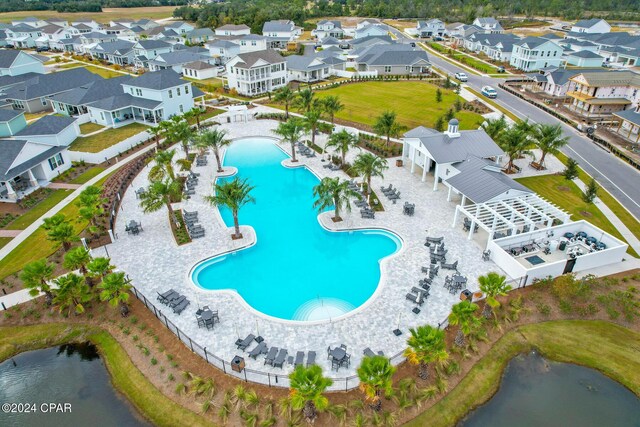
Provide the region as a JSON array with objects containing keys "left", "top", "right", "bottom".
[{"left": 191, "top": 138, "right": 401, "bottom": 321}]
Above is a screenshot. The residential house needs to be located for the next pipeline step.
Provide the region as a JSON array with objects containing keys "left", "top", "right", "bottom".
[
  {"left": 262, "top": 20, "right": 301, "bottom": 49},
  {"left": 231, "top": 34, "right": 269, "bottom": 54},
  {"left": 612, "top": 106, "right": 640, "bottom": 143},
  {"left": 451, "top": 25, "right": 482, "bottom": 47},
  {"left": 11, "top": 17, "right": 48, "bottom": 28},
  {"left": 571, "top": 19, "right": 611, "bottom": 34},
  {"left": 205, "top": 39, "right": 241, "bottom": 64},
  {"left": 148, "top": 50, "right": 212, "bottom": 73},
  {"left": 33, "top": 23, "right": 63, "bottom": 48},
  {"left": 226, "top": 49, "right": 287, "bottom": 96},
  {"left": 185, "top": 28, "right": 215, "bottom": 44},
  {"left": 215, "top": 24, "right": 251, "bottom": 37},
  {"left": 182, "top": 61, "right": 218, "bottom": 80},
  {"left": 354, "top": 43, "right": 431, "bottom": 76},
  {"left": 5, "top": 24, "right": 43, "bottom": 48},
  {"left": 89, "top": 40, "right": 135, "bottom": 65},
  {"left": 354, "top": 24, "right": 388, "bottom": 40},
  {"left": 78, "top": 31, "right": 118, "bottom": 54},
  {"left": 313, "top": 20, "right": 344, "bottom": 39},
  {"left": 3, "top": 67, "right": 103, "bottom": 113},
  {"left": 416, "top": 19, "right": 446, "bottom": 38},
  {"left": 561, "top": 39, "right": 599, "bottom": 54},
  {"left": 165, "top": 21, "right": 195, "bottom": 35},
  {"left": 472, "top": 17, "right": 504, "bottom": 34},
  {"left": 286, "top": 55, "right": 333, "bottom": 82},
  {"left": 70, "top": 23, "right": 94, "bottom": 34},
  {"left": 132, "top": 19, "right": 159, "bottom": 31},
  {"left": 50, "top": 75, "right": 134, "bottom": 117},
  {"left": 318, "top": 36, "right": 341, "bottom": 49},
  {"left": 348, "top": 35, "right": 393, "bottom": 50},
  {"left": 45, "top": 25, "right": 82, "bottom": 51},
  {"left": 566, "top": 50, "right": 604, "bottom": 68},
  {"left": 71, "top": 20, "right": 102, "bottom": 30},
  {"left": 510, "top": 37, "right": 565, "bottom": 71},
  {"left": 13, "top": 115, "right": 80, "bottom": 146},
  {"left": 0, "top": 50, "right": 45, "bottom": 76},
  {"left": 132, "top": 40, "right": 174, "bottom": 68},
  {"left": 356, "top": 19, "right": 381, "bottom": 30},
  {"left": 445, "top": 22, "right": 465, "bottom": 37},
  {"left": 566, "top": 70, "right": 640, "bottom": 117},
  {"left": 104, "top": 24, "right": 137, "bottom": 42},
  {"left": 0, "top": 109, "right": 27, "bottom": 137},
  {"left": 473, "top": 33, "right": 521, "bottom": 62}
]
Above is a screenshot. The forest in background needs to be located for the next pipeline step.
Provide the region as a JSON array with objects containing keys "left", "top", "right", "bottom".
[{"left": 0, "top": 0, "right": 187, "bottom": 14}]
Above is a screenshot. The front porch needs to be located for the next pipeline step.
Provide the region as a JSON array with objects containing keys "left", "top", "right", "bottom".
[
  {"left": 108, "top": 107, "right": 164, "bottom": 128},
  {"left": 1, "top": 170, "right": 44, "bottom": 203}
]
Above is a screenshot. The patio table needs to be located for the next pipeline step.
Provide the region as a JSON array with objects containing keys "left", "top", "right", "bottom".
[
  {"left": 452, "top": 274, "right": 467, "bottom": 286},
  {"left": 330, "top": 347, "right": 346, "bottom": 361}
]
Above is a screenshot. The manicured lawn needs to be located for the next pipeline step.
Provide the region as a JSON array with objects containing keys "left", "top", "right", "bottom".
[
  {"left": 406, "top": 321, "right": 640, "bottom": 427},
  {"left": 0, "top": 324, "right": 213, "bottom": 427},
  {"left": 24, "top": 111, "right": 50, "bottom": 122},
  {"left": 84, "top": 65, "right": 129, "bottom": 79},
  {"left": 302, "top": 81, "right": 484, "bottom": 130},
  {"left": 465, "top": 87, "right": 521, "bottom": 123},
  {"left": 56, "top": 62, "right": 84, "bottom": 70},
  {"left": 80, "top": 122, "right": 105, "bottom": 135},
  {"left": 0, "top": 238, "right": 10, "bottom": 249},
  {"left": 5, "top": 189, "right": 72, "bottom": 230},
  {"left": 70, "top": 123, "right": 149, "bottom": 153},
  {"left": 0, "top": 6, "right": 176, "bottom": 23},
  {"left": 70, "top": 166, "right": 106, "bottom": 184},
  {"left": 515, "top": 174, "right": 638, "bottom": 257}
]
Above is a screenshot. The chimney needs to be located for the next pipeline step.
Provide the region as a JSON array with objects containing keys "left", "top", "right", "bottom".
[{"left": 444, "top": 118, "right": 460, "bottom": 138}]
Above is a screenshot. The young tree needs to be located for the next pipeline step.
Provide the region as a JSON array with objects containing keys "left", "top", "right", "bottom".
[
  {"left": 322, "top": 95, "right": 343, "bottom": 132},
  {"left": 434, "top": 116, "right": 445, "bottom": 132},
  {"left": 499, "top": 126, "right": 532, "bottom": 173},
  {"left": 149, "top": 149, "right": 177, "bottom": 182},
  {"left": 435, "top": 88, "right": 442, "bottom": 103},
  {"left": 99, "top": 272, "right": 132, "bottom": 317},
  {"left": 289, "top": 365, "right": 333, "bottom": 424},
  {"left": 63, "top": 246, "right": 91, "bottom": 276},
  {"left": 478, "top": 272, "right": 511, "bottom": 318},
  {"left": 76, "top": 185, "right": 106, "bottom": 236},
  {"left": 532, "top": 123, "right": 569, "bottom": 168},
  {"left": 147, "top": 125, "right": 164, "bottom": 148},
  {"left": 139, "top": 179, "right": 182, "bottom": 222},
  {"left": 350, "top": 152, "right": 388, "bottom": 197},
  {"left": 313, "top": 177, "right": 359, "bottom": 222},
  {"left": 325, "top": 129, "right": 359, "bottom": 166},
  {"left": 583, "top": 178, "right": 599, "bottom": 204},
  {"left": 186, "top": 106, "right": 204, "bottom": 128},
  {"left": 444, "top": 75, "right": 451, "bottom": 89},
  {"left": 273, "top": 118, "right": 305, "bottom": 163},
  {"left": 448, "top": 300, "right": 482, "bottom": 347},
  {"left": 481, "top": 115, "right": 508, "bottom": 140},
  {"left": 53, "top": 273, "right": 92, "bottom": 316},
  {"left": 357, "top": 355, "right": 396, "bottom": 411},
  {"left": 404, "top": 325, "right": 449, "bottom": 380},
  {"left": 293, "top": 88, "right": 318, "bottom": 113},
  {"left": 373, "top": 111, "right": 406, "bottom": 147},
  {"left": 43, "top": 213, "right": 77, "bottom": 252},
  {"left": 274, "top": 86, "right": 296, "bottom": 119},
  {"left": 194, "top": 128, "right": 230, "bottom": 173},
  {"left": 303, "top": 109, "right": 323, "bottom": 148},
  {"left": 206, "top": 177, "right": 256, "bottom": 239},
  {"left": 87, "top": 257, "right": 114, "bottom": 279},
  {"left": 563, "top": 157, "right": 580, "bottom": 181},
  {"left": 20, "top": 259, "right": 55, "bottom": 305}
]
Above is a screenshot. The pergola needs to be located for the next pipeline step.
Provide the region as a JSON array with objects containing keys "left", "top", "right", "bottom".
[{"left": 452, "top": 193, "right": 570, "bottom": 241}]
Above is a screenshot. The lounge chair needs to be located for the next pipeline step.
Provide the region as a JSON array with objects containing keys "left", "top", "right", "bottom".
[
  {"left": 236, "top": 334, "right": 256, "bottom": 351},
  {"left": 173, "top": 299, "right": 190, "bottom": 314},
  {"left": 169, "top": 295, "right": 186, "bottom": 308},
  {"left": 249, "top": 342, "right": 268, "bottom": 359},
  {"left": 406, "top": 293, "right": 423, "bottom": 306},
  {"left": 264, "top": 347, "right": 278, "bottom": 365},
  {"left": 441, "top": 260, "right": 458, "bottom": 271},
  {"left": 306, "top": 351, "right": 316, "bottom": 367},
  {"left": 363, "top": 347, "right": 376, "bottom": 357},
  {"left": 157, "top": 289, "right": 177, "bottom": 303},
  {"left": 273, "top": 349, "right": 288, "bottom": 369},
  {"left": 294, "top": 351, "right": 304, "bottom": 367}
]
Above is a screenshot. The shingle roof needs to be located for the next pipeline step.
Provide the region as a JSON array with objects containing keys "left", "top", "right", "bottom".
[
  {"left": 613, "top": 109, "right": 640, "bottom": 127},
  {"left": 232, "top": 49, "right": 285, "bottom": 68},
  {"left": 150, "top": 51, "right": 209, "bottom": 66},
  {"left": 187, "top": 28, "right": 214, "bottom": 38},
  {"left": 574, "top": 18, "right": 606, "bottom": 28},
  {"left": 262, "top": 20, "right": 295, "bottom": 33},
  {"left": 136, "top": 39, "right": 172, "bottom": 49},
  {"left": 88, "top": 93, "right": 162, "bottom": 111},
  {"left": 0, "top": 50, "right": 41, "bottom": 68},
  {"left": 514, "top": 36, "right": 553, "bottom": 49},
  {"left": 357, "top": 44, "right": 430, "bottom": 67},
  {"left": 0, "top": 109, "right": 23, "bottom": 122},
  {"left": 126, "top": 69, "right": 187, "bottom": 90},
  {"left": 184, "top": 60, "right": 215, "bottom": 70},
  {"left": 3, "top": 68, "right": 103, "bottom": 101},
  {"left": 0, "top": 139, "right": 66, "bottom": 181},
  {"left": 15, "top": 115, "right": 76, "bottom": 136},
  {"left": 92, "top": 40, "right": 135, "bottom": 55},
  {"left": 409, "top": 127, "right": 504, "bottom": 164},
  {"left": 317, "top": 20, "right": 342, "bottom": 28},
  {"left": 569, "top": 50, "right": 603, "bottom": 59},
  {"left": 206, "top": 39, "right": 238, "bottom": 49},
  {"left": 404, "top": 126, "right": 439, "bottom": 138},
  {"left": 320, "top": 36, "right": 340, "bottom": 45},
  {"left": 286, "top": 55, "right": 327, "bottom": 71},
  {"left": 50, "top": 75, "right": 133, "bottom": 106},
  {"left": 216, "top": 24, "right": 250, "bottom": 31}
]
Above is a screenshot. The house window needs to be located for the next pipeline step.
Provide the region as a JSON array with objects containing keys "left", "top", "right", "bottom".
[
  {"left": 251, "top": 41, "right": 256, "bottom": 46},
  {"left": 41, "top": 98, "right": 48, "bottom": 106},
  {"left": 179, "top": 104, "right": 184, "bottom": 113},
  {"left": 48, "top": 153, "right": 65, "bottom": 171},
  {"left": 100, "top": 112, "right": 104, "bottom": 120},
  {"left": 177, "top": 87, "right": 181, "bottom": 96},
  {"left": 185, "top": 85, "right": 189, "bottom": 94},
  {"left": 136, "top": 88, "right": 142, "bottom": 96},
  {"left": 169, "top": 90, "right": 173, "bottom": 98},
  {"left": 384, "top": 66, "right": 391, "bottom": 73}
]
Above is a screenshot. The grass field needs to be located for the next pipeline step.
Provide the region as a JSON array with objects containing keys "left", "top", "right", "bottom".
[
  {"left": 70, "top": 123, "right": 149, "bottom": 153},
  {"left": 24, "top": 111, "right": 50, "bottom": 122},
  {"left": 300, "top": 81, "right": 484, "bottom": 130},
  {"left": 516, "top": 174, "right": 638, "bottom": 257},
  {"left": 4, "top": 189, "right": 72, "bottom": 230},
  {"left": 70, "top": 166, "right": 106, "bottom": 184},
  {"left": 0, "top": 238, "right": 10, "bottom": 250},
  {"left": 0, "top": 6, "right": 177, "bottom": 23},
  {"left": 406, "top": 320, "right": 640, "bottom": 427},
  {"left": 84, "top": 65, "right": 129, "bottom": 79},
  {"left": 80, "top": 122, "right": 105, "bottom": 135}
]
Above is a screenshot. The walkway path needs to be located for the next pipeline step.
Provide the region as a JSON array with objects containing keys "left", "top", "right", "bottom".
[
  {"left": 0, "top": 230, "right": 21, "bottom": 238},
  {"left": 47, "top": 182, "right": 81, "bottom": 190}
]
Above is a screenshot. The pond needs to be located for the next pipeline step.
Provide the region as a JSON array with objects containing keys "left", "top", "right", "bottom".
[
  {"left": 0, "top": 343, "right": 150, "bottom": 427},
  {"left": 460, "top": 351, "right": 640, "bottom": 427}
]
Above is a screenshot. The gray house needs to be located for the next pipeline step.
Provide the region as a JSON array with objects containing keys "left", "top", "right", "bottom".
[{"left": 355, "top": 44, "right": 431, "bottom": 75}]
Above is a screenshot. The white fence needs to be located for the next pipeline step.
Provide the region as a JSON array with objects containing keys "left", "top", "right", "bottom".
[
  {"left": 68, "top": 129, "right": 151, "bottom": 164},
  {"left": 334, "top": 69, "right": 355, "bottom": 78}
]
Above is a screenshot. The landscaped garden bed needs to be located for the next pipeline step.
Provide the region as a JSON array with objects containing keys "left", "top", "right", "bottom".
[{"left": 171, "top": 210, "right": 192, "bottom": 246}]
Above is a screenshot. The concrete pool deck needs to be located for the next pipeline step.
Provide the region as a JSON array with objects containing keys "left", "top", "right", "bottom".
[{"left": 104, "top": 111, "right": 503, "bottom": 387}]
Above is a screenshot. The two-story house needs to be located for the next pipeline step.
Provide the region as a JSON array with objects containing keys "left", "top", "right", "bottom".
[
  {"left": 0, "top": 50, "right": 45, "bottom": 76},
  {"left": 184, "top": 28, "right": 215, "bottom": 44},
  {"left": 509, "top": 37, "right": 564, "bottom": 71},
  {"left": 571, "top": 19, "right": 611, "bottom": 34},
  {"left": 262, "top": 20, "right": 302, "bottom": 49},
  {"left": 205, "top": 39, "right": 241, "bottom": 65},
  {"left": 566, "top": 70, "right": 640, "bottom": 118},
  {"left": 5, "top": 24, "right": 43, "bottom": 48},
  {"left": 165, "top": 21, "right": 195, "bottom": 35},
  {"left": 231, "top": 34, "right": 269, "bottom": 53},
  {"left": 78, "top": 31, "right": 118, "bottom": 54},
  {"left": 472, "top": 17, "right": 504, "bottom": 34},
  {"left": 416, "top": 19, "right": 446, "bottom": 38},
  {"left": 132, "top": 40, "right": 174, "bottom": 68},
  {"left": 226, "top": 49, "right": 287, "bottom": 96},
  {"left": 313, "top": 20, "right": 344, "bottom": 39},
  {"left": 215, "top": 24, "right": 251, "bottom": 37}
]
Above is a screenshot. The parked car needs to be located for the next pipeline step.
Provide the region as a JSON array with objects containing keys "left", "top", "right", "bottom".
[
  {"left": 216, "top": 66, "right": 225, "bottom": 73},
  {"left": 496, "top": 66, "right": 506, "bottom": 73},
  {"left": 36, "top": 46, "right": 50, "bottom": 52},
  {"left": 454, "top": 72, "right": 468, "bottom": 82},
  {"left": 481, "top": 86, "right": 498, "bottom": 98},
  {"left": 433, "top": 36, "right": 444, "bottom": 41}
]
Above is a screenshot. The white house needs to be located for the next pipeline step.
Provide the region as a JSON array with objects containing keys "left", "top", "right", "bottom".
[
  {"left": 13, "top": 115, "right": 80, "bottom": 147},
  {"left": 510, "top": 37, "right": 565, "bottom": 71},
  {"left": 354, "top": 24, "right": 388, "bottom": 39},
  {"left": 147, "top": 50, "right": 212, "bottom": 73},
  {"left": 226, "top": 49, "right": 287, "bottom": 96},
  {"left": 132, "top": 40, "right": 174, "bottom": 68},
  {"left": 262, "top": 20, "right": 301, "bottom": 40},
  {"left": 565, "top": 50, "right": 604, "bottom": 68},
  {"left": 286, "top": 55, "right": 332, "bottom": 83},
  {"left": 232, "top": 34, "right": 269, "bottom": 54},
  {"left": 182, "top": 61, "right": 218, "bottom": 80},
  {"left": 416, "top": 19, "right": 446, "bottom": 38},
  {"left": 164, "top": 21, "right": 195, "bottom": 35},
  {"left": 0, "top": 50, "right": 45, "bottom": 76},
  {"left": 90, "top": 40, "right": 136, "bottom": 66},
  {"left": 11, "top": 17, "right": 49, "bottom": 28},
  {"left": 472, "top": 17, "right": 504, "bottom": 34},
  {"left": 313, "top": 20, "right": 344, "bottom": 39},
  {"left": 205, "top": 39, "right": 241, "bottom": 64},
  {"left": 571, "top": 19, "right": 611, "bottom": 34},
  {"left": 215, "top": 24, "right": 251, "bottom": 37},
  {"left": 5, "top": 24, "right": 43, "bottom": 48}
]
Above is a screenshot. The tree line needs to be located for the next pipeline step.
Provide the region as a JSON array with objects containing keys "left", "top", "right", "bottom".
[{"left": 0, "top": 0, "right": 187, "bottom": 14}]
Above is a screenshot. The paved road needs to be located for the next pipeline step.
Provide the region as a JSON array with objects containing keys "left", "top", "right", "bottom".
[{"left": 387, "top": 25, "right": 640, "bottom": 220}]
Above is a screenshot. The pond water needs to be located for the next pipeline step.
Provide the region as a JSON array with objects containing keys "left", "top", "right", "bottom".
[
  {"left": 460, "top": 352, "right": 640, "bottom": 427},
  {"left": 0, "top": 343, "right": 150, "bottom": 427}
]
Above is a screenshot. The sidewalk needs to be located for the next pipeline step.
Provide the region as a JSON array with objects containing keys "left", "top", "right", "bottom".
[{"left": 573, "top": 178, "right": 640, "bottom": 255}]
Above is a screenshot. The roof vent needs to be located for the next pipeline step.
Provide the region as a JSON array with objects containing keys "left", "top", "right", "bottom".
[{"left": 444, "top": 118, "right": 460, "bottom": 138}]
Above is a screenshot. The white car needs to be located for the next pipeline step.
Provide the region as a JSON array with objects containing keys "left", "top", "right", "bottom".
[
  {"left": 481, "top": 85, "right": 498, "bottom": 99},
  {"left": 454, "top": 72, "right": 468, "bottom": 82}
]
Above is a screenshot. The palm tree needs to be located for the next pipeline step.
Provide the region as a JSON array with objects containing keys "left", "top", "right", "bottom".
[
  {"left": 357, "top": 355, "right": 396, "bottom": 411},
  {"left": 531, "top": 123, "right": 569, "bottom": 168},
  {"left": 187, "top": 106, "right": 205, "bottom": 128},
  {"left": 185, "top": 372, "right": 217, "bottom": 413},
  {"left": 206, "top": 177, "right": 255, "bottom": 239},
  {"left": 478, "top": 272, "right": 512, "bottom": 318},
  {"left": 273, "top": 118, "right": 305, "bottom": 163},
  {"left": 448, "top": 300, "right": 482, "bottom": 347},
  {"left": 302, "top": 108, "right": 322, "bottom": 148},
  {"left": 481, "top": 115, "right": 508, "bottom": 140},
  {"left": 322, "top": 95, "right": 343, "bottom": 132},
  {"left": 76, "top": 185, "right": 106, "bottom": 236},
  {"left": 350, "top": 153, "right": 388, "bottom": 197},
  {"left": 293, "top": 88, "right": 317, "bottom": 113},
  {"left": 53, "top": 273, "right": 92, "bottom": 316},
  {"left": 147, "top": 125, "right": 164, "bottom": 148},
  {"left": 43, "top": 215, "right": 77, "bottom": 252},
  {"left": 63, "top": 246, "right": 91, "bottom": 276},
  {"left": 373, "top": 111, "right": 405, "bottom": 147},
  {"left": 20, "top": 259, "right": 55, "bottom": 305},
  {"left": 167, "top": 117, "right": 194, "bottom": 157},
  {"left": 289, "top": 364, "right": 333, "bottom": 424},
  {"left": 139, "top": 179, "right": 182, "bottom": 221},
  {"left": 313, "top": 177, "right": 359, "bottom": 222},
  {"left": 325, "top": 129, "right": 359, "bottom": 166},
  {"left": 87, "top": 257, "right": 114, "bottom": 279},
  {"left": 99, "top": 272, "right": 132, "bottom": 317},
  {"left": 499, "top": 126, "right": 532, "bottom": 174},
  {"left": 194, "top": 128, "right": 230, "bottom": 173},
  {"left": 149, "top": 149, "right": 176, "bottom": 182},
  {"left": 404, "top": 325, "right": 449, "bottom": 380},
  {"left": 274, "top": 86, "right": 296, "bottom": 119}
]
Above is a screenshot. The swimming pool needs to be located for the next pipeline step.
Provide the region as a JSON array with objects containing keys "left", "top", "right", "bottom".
[{"left": 191, "top": 138, "right": 401, "bottom": 321}]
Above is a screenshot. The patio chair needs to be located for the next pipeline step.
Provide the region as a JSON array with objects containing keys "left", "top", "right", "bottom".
[
  {"left": 341, "top": 353, "right": 351, "bottom": 367},
  {"left": 264, "top": 347, "right": 278, "bottom": 365},
  {"left": 274, "top": 349, "right": 288, "bottom": 369},
  {"left": 173, "top": 299, "right": 190, "bottom": 314},
  {"left": 236, "top": 334, "right": 256, "bottom": 351},
  {"left": 441, "top": 260, "right": 458, "bottom": 271},
  {"left": 249, "top": 342, "right": 268, "bottom": 359},
  {"left": 294, "top": 351, "right": 304, "bottom": 367},
  {"left": 482, "top": 250, "right": 491, "bottom": 261},
  {"left": 306, "top": 351, "right": 316, "bottom": 367},
  {"left": 331, "top": 358, "right": 341, "bottom": 371}
]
